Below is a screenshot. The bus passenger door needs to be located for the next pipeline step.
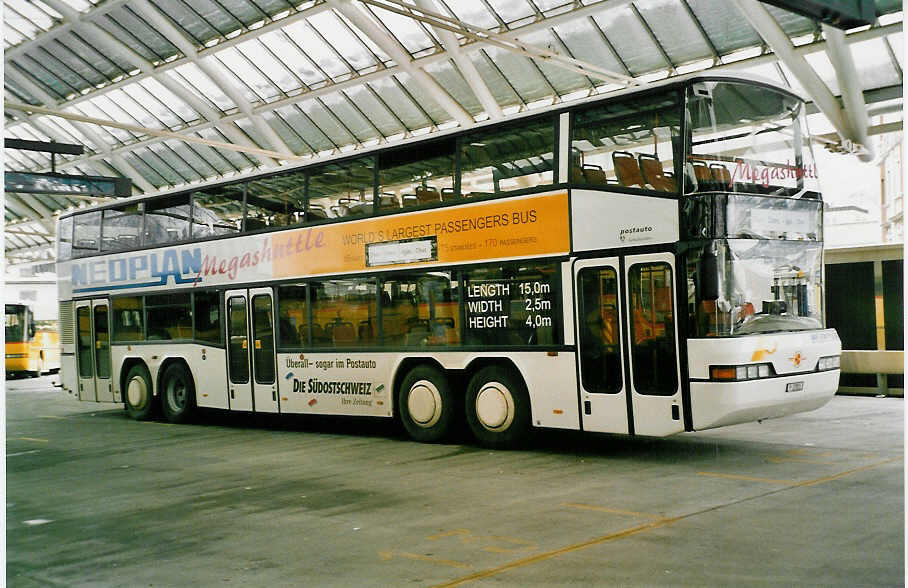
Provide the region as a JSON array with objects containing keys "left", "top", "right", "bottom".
[
  {"left": 625, "top": 253, "right": 684, "bottom": 436},
  {"left": 574, "top": 258, "right": 629, "bottom": 434},
  {"left": 249, "top": 288, "right": 279, "bottom": 414},
  {"left": 75, "top": 300, "right": 112, "bottom": 402},
  {"left": 224, "top": 289, "right": 279, "bottom": 413}
]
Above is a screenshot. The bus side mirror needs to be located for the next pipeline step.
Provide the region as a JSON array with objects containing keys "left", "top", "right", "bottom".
[
  {"left": 699, "top": 253, "right": 719, "bottom": 301},
  {"left": 28, "top": 323, "right": 36, "bottom": 338}
]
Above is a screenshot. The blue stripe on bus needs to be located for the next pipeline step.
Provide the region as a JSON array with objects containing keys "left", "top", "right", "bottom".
[{"left": 73, "top": 275, "right": 203, "bottom": 293}]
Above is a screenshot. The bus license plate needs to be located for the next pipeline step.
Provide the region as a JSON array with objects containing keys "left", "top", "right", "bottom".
[{"left": 786, "top": 381, "right": 804, "bottom": 393}]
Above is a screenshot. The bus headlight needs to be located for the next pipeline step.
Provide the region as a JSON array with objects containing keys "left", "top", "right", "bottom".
[
  {"left": 817, "top": 356, "right": 840, "bottom": 371},
  {"left": 6, "top": 353, "right": 28, "bottom": 358},
  {"left": 710, "top": 363, "right": 774, "bottom": 381}
]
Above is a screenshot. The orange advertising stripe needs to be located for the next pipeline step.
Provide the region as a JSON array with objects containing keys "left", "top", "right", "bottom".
[{"left": 272, "top": 192, "right": 570, "bottom": 278}]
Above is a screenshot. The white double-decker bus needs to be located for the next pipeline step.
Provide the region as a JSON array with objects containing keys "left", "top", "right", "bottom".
[{"left": 57, "top": 74, "right": 840, "bottom": 447}]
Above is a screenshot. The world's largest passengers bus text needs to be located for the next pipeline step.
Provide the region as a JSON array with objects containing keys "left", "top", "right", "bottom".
[{"left": 57, "top": 74, "right": 840, "bottom": 447}]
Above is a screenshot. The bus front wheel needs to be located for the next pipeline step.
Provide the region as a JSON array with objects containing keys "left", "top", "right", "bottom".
[
  {"left": 466, "top": 366, "right": 531, "bottom": 449},
  {"left": 398, "top": 365, "right": 455, "bottom": 443},
  {"left": 161, "top": 363, "right": 196, "bottom": 424},
  {"left": 124, "top": 364, "right": 157, "bottom": 421}
]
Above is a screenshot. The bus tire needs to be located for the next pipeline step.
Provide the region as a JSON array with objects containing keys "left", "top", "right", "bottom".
[
  {"left": 124, "top": 364, "right": 157, "bottom": 421},
  {"left": 398, "top": 365, "right": 455, "bottom": 443},
  {"left": 466, "top": 366, "right": 531, "bottom": 449},
  {"left": 161, "top": 363, "right": 196, "bottom": 424}
]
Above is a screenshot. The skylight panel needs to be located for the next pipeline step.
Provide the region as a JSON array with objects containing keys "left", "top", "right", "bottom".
[
  {"left": 68, "top": 101, "right": 132, "bottom": 144},
  {"left": 137, "top": 79, "right": 199, "bottom": 125},
  {"left": 484, "top": 0, "right": 535, "bottom": 27},
  {"left": 7, "top": 0, "right": 59, "bottom": 30},
  {"left": 366, "top": 5, "right": 436, "bottom": 56},
  {"left": 235, "top": 39, "right": 304, "bottom": 94},
  {"left": 308, "top": 11, "right": 378, "bottom": 73},
  {"left": 216, "top": 46, "right": 282, "bottom": 102},
  {"left": 259, "top": 29, "right": 327, "bottom": 87},
  {"left": 281, "top": 20, "right": 351, "bottom": 80},
  {"left": 172, "top": 63, "right": 237, "bottom": 112},
  {"left": 438, "top": 0, "right": 498, "bottom": 30},
  {"left": 105, "top": 88, "right": 163, "bottom": 130}
]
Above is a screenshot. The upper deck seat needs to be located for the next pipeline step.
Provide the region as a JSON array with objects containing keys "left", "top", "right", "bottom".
[
  {"left": 612, "top": 151, "right": 646, "bottom": 189},
  {"left": 638, "top": 154, "right": 676, "bottom": 192}
]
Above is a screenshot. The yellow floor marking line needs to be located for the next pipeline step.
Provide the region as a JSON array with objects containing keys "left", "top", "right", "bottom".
[
  {"left": 697, "top": 472, "right": 795, "bottom": 485},
  {"left": 378, "top": 551, "right": 471, "bottom": 569},
  {"left": 561, "top": 502, "right": 668, "bottom": 521},
  {"left": 433, "top": 458, "right": 901, "bottom": 587},
  {"left": 765, "top": 456, "right": 835, "bottom": 465},
  {"left": 14, "top": 437, "right": 49, "bottom": 443},
  {"left": 431, "top": 518, "right": 679, "bottom": 588},
  {"left": 794, "top": 457, "right": 902, "bottom": 488}
]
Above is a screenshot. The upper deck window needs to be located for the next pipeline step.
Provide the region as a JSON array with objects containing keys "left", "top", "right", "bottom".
[
  {"left": 101, "top": 203, "right": 143, "bottom": 252},
  {"left": 308, "top": 156, "right": 376, "bottom": 220},
  {"left": 192, "top": 183, "right": 243, "bottom": 238},
  {"left": 460, "top": 117, "right": 555, "bottom": 197},
  {"left": 145, "top": 194, "right": 190, "bottom": 245},
  {"left": 245, "top": 169, "right": 307, "bottom": 231},
  {"left": 572, "top": 91, "right": 681, "bottom": 194},
  {"left": 379, "top": 138, "right": 456, "bottom": 211},
  {"left": 72, "top": 210, "right": 101, "bottom": 258},
  {"left": 685, "top": 81, "right": 819, "bottom": 197},
  {"left": 57, "top": 215, "right": 73, "bottom": 261}
]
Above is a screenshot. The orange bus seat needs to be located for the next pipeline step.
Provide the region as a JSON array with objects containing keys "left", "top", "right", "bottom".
[
  {"left": 415, "top": 186, "right": 441, "bottom": 204},
  {"left": 612, "top": 151, "right": 645, "bottom": 188},
  {"left": 710, "top": 164, "right": 732, "bottom": 187},
  {"left": 638, "top": 154, "right": 674, "bottom": 192},
  {"left": 582, "top": 164, "right": 609, "bottom": 185}
]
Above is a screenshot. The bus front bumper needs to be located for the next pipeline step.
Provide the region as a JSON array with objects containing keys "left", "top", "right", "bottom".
[{"left": 690, "top": 369, "right": 840, "bottom": 431}]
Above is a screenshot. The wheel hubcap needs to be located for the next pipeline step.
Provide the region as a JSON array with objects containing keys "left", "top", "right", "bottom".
[
  {"left": 475, "top": 382, "right": 515, "bottom": 432},
  {"left": 407, "top": 380, "right": 442, "bottom": 428},
  {"left": 167, "top": 377, "right": 186, "bottom": 411},
  {"left": 127, "top": 376, "right": 148, "bottom": 409}
]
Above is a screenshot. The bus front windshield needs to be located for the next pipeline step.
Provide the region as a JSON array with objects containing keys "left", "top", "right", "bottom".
[
  {"left": 686, "top": 81, "right": 819, "bottom": 198},
  {"left": 687, "top": 240, "right": 824, "bottom": 337},
  {"left": 5, "top": 305, "right": 27, "bottom": 343}
]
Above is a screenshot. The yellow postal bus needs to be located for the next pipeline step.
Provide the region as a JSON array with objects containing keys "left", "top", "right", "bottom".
[{"left": 5, "top": 303, "right": 61, "bottom": 378}]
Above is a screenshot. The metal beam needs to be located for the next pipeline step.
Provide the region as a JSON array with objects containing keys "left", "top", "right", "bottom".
[
  {"left": 822, "top": 23, "right": 873, "bottom": 161},
  {"left": 732, "top": 0, "right": 858, "bottom": 157},
  {"left": 48, "top": 0, "right": 280, "bottom": 168},
  {"left": 4, "top": 67, "right": 157, "bottom": 193},
  {"left": 358, "top": 0, "right": 639, "bottom": 86},
  {"left": 330, "top": 0, "right": 474, "bottom": 127},
  {"left": 130, "top": 0, "right": 297, "bottom": 159},
  {"left": 5, "top": 101, "right": 309, "bottom": 163},
  {"left": 412, "top": 0, "right": 503, "bottom": 120}
]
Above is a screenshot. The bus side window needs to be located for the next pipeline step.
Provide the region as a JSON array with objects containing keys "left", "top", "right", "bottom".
[
  {"left": 461, "top": 118, "right": 555, "bottom": 197},
  {"left": 571, "top": 91, "right": 681, "bottom": 194}
]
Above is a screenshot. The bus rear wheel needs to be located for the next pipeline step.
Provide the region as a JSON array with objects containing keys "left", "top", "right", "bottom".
[
  {"left": 398, "top": 365, "right": 455, "bottom": 443},
  {"left": 161, "top": 363, "right": 196, "bottom": 424},
  {"left": 466, "top": 366, "right": 531, "bottom": 449},
  {"left": 124, "top": 364, "right": 157, "bottom": 421}
]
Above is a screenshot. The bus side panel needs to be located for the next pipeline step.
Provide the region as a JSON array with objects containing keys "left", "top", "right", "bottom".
[
  {"left": 273, "top": 351, "right": 581, "bottom": 430},
  {"left": 191, "top": 346, "right": 229, "bottom": 410},
  {"left": 61, "top": 354, "right": 77, "bottom": 396},
  {"left": 510, "top": 351, "right": 581, "bottom": 430},
  {"left": 277, "top": 352, "right": 395, "bottom": 417},
  {"left": 571, "top": 189, "right": 679, "bottom": 252},
  {"left": 112, "top": 344, "right": 230, "bottom": 410}
]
